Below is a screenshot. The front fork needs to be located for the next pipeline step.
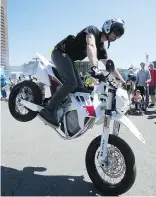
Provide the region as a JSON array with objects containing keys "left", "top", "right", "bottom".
[
  {"left": 98, "top": 89, "right": 121, "bottom": 165},
  {"left": 98, "top": 114, "right": 111, "bottom": 165},
  {"left": 98, "top": 117, "right": 121, "bottom": 165}
]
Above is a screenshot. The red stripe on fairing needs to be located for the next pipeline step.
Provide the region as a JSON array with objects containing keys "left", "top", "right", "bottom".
[
  {"left": 83, "top": 105, "right": 96, "bottom": 117},
  {"left": 48, "top": 75, "right": 61, "bottom": 94},
  {"left": 49, "top": 75, "right": 62, "bottom": 85}
]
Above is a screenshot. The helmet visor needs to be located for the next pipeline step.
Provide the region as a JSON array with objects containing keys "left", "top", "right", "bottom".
[
  {"left": 113, "top": 29, "right": 123, "bottom": 38},
  {"left": 113, "top": 25, "right": 124, "bottom": 38}
]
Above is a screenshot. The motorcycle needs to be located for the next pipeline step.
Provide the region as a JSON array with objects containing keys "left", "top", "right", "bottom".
[{"left": 8, "top": 53, "right": 145, "bottom": 196}]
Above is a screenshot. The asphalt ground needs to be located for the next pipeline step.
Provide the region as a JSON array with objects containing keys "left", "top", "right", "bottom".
[{"left": 1, "top": 100, "right": 156, "bottom": 196}]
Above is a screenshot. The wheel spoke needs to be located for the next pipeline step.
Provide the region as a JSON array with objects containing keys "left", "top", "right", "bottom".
[
  {"left": 15, "top": 87, "right": 34, "bottom": 115},
  {"left": 94, "top": 144, "right": 126, "bottom": 185}
]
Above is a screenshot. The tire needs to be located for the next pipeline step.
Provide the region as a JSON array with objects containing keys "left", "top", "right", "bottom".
[
  {"left": 85, "top": 134, "right": 136, "bottom": 196},
  {"left": 8, "top": 80, "right": 43, "bottom": 122}
]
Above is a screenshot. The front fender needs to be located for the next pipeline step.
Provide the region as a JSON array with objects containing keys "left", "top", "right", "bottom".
[{"left": 111, "top": 113, "right": 145, "bottom": 144}]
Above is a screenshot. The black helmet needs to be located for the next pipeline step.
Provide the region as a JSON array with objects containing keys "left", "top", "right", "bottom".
[
  {"left": 110, "top": 21, "right": 125, "bottom": 38},
  {"left": 102, "top": 18, "right": 125, "bottom": 47}
]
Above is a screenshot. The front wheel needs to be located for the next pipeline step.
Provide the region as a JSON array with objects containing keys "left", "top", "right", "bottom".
[{"left": 85, "top": 134, "right": 136, "bottom": 196}]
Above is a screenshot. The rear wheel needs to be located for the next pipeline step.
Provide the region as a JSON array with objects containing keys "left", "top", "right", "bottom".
[
  {"left": 8, "top": 80, "right": 43, "bottom": 122},
  {"left": 85, "top": 134, "right": 136, "bottom": 196}
]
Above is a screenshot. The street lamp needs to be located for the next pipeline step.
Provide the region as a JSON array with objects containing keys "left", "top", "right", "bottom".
[
  {"left": 32, "top": 57, "right": 40, "bottom": 62},
  {"left": 145, "top": 53, "right": 149, "bottom": 65}
]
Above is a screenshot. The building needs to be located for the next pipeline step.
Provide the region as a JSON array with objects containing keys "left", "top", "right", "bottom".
[
  {"left": 7, "top": 65, "right": 23, "bottom": 81},
  {"left": 0, "top": 0, "right": 9, "bottom": 75},
  {"left": 9, "top": 65, "right": 24, "bottom": 73}
]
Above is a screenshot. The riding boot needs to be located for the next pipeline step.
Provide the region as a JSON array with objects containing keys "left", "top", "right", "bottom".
[{"left": 39, "top": 85, "right": 75, "bottom": 127}]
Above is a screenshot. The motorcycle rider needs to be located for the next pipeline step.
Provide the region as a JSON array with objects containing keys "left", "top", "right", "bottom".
[{"left": 39, "top": 18, "right": 126, "bottom": 127}]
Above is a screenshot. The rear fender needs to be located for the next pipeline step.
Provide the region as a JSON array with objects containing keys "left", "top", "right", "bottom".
[{"left": 36, "top": 53, "right": 62, "bottom": 85}]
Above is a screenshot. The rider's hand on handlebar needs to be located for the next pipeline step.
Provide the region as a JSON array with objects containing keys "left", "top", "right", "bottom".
[
  {"left": 121, "top": 82, "right": 127, "bottom": 90},
  {"left": 89, "top": 66, "right": 100, "bottom": 77}
]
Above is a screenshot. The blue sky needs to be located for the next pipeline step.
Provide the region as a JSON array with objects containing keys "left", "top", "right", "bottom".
[{"left": 7, "top": 0, "right": 156, "bottom": 68}]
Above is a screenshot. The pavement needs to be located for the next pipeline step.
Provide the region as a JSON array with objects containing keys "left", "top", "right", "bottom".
[{"left": 1, "top": 100, "right": 156, "bottom": 196}]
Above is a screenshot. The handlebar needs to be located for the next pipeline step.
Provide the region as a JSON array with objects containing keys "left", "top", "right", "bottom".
[
  {"left": 89, "top": 59, "right": 115, "bottom": 81},
  {"left": 89, "top": 68, "right": 117, "bottom": 90},
  {"left": 89, "top": 59, "right": 127, "bottom": 90}
]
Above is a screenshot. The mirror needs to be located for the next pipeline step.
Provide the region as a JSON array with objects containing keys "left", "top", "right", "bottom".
[{"left": 106, "top": 59, "right": 115, "bottom": 73}]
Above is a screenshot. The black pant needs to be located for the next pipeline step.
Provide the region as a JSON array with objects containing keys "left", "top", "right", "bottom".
[
  {"left": 48, "top": 49, "right": 84, "bottom": 110},
  {"left": 52, "top": 50, "right": 84, "bottom": 88},
  {"left": 135, "top": 102, "right": 141, "bottom": 110}
]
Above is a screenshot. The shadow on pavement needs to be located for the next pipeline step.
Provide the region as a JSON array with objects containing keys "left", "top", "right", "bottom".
[
  {"left": 147, "top": 115, "right": 156, "bottom": 120},
  {"left": 146, "top": 110, "right": 156, "bottom": 115},
  {"left": 1, "top": 166, "right": 100, "bottom": 196},
  {"left": 145, "top": 109, "right": 156, "bottom": 120}
]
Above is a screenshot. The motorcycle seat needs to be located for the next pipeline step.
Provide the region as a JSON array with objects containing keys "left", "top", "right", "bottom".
[{"left": 71, "top": 87, "right": 92, "bottom": 94}]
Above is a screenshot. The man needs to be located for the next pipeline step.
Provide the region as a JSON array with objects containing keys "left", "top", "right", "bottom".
[
  {"left": 39, "top": 18, "right": 126, "bottom": 127},
  {"left": 136, "top": 62, "right": 151, "bottom": 107},
  {"left": 149, "top": 63, "right": 156, "bottom": 107}
]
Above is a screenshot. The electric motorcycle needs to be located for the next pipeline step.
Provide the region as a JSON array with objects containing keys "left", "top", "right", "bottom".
[{"left": 8, "top": 53, "right": 145, "bottom": 195}]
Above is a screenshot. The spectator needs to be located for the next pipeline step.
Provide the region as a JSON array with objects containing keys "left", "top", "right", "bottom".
[
  {"left": 136, "top": 62, "right": 151, "bottom": 107},
  {"left": 79, "top": 72, "right": 84, "bottom": 82},
  {"left": 149, "top": 63, "right": 156, "bottom": 107},
  {"left": 29, "top": 75, "right": 32, "bottom": 81},
  {"left": 133, "top": 89, "right": 142, "bottom": 110},
  {"left": 8, "top": 78, "right": 15, "bottom": 92},
  {"left": 17, "top": 77, "right": 21, "bottom": 83},
  {"left": 1, "top": 74, "right": 7, "bottom": 100},
  {"left": 126, "top": 68, "right": 136, "bottom": 102}
]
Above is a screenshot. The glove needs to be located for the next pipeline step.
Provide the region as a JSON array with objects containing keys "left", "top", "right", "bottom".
[
  {"left": 122, "top": 82, "right": 127, "bottom": 90},
  {"left": 89, "top": 66, "right": 97, "bottom": 78}
]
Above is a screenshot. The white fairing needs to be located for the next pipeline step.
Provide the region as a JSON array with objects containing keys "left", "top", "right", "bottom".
[
  {"left": 66, "top": 92, "right": 102, "bottom": 129},
  {"left": 36, "top": 53, "right": 53, "bottom": 67},
  {"left": 35, "top": 53, "right": 62, "bottom": 86},
  {"left": 111, "top": 113, "right": 145, "bottom": 144},
  {"left": 67, "top": 94, "right": 89, "bottom": 128},
  {"left": 116, "top": 88, "right": 129, "bottom": 114},
  {"left": 36, "top": 62, "right": 51, "bottom": 86},
  {"left": 92, "top": 92, "right": 103, "bottom": 118},
  {"left": 94, "top": 83, "right": 105, "bottom": 94}
]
